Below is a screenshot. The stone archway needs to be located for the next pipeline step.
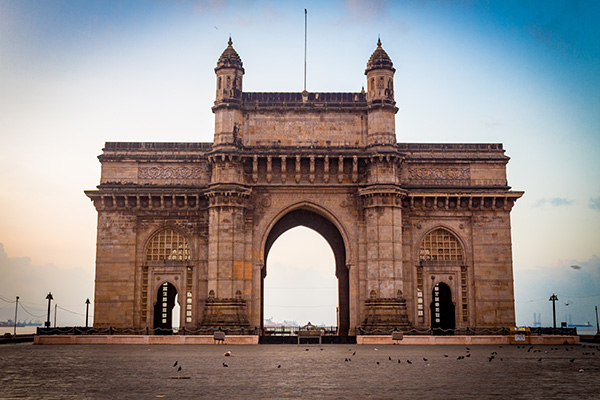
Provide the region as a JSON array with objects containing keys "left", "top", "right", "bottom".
[
  {"left": 261, "top": 208, "right": 349, "bottom": 336},
  {"left": 154, "top": 282, "right": 178, "bottom": 333},
  {"left": 431, "top": 282, "right": 455, "bottom": 335}
]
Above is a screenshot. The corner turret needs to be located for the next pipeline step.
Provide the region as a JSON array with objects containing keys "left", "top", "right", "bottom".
[
  {"left": 213, "top": 38, "right": 245, "bottom": 147},
  {"left": 365, "top": 38, "right": 397, "bottom": 146}
]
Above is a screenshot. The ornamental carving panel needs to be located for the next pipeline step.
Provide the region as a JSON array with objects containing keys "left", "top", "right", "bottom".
[
  {"left": 407, "top": 167, "right": 470, "bottom": 186},
  {"left": 139, "top": 166, "right": 207, "bottom": 183}
]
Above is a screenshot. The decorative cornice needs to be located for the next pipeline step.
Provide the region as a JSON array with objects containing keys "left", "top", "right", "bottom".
[{"left": 403, "top": 191, "right": 524, "bottom": 211}]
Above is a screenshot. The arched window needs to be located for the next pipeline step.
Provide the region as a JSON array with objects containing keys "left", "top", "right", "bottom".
[
  {"left": 146, "top": 229, "right": 190, "bottom": 261},
  {"left": 419, "top": 228, "right": 463, "bottom": 262}
]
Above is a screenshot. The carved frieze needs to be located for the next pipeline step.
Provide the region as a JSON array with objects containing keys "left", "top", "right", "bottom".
[
  {"left": 139, "top": 166, "right": 206, "bottom": 181},
  {"left": 407, "top": 167, "right": 470, "bottom": 186}
]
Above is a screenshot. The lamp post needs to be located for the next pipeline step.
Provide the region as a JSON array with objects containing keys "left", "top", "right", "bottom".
[
  {"left": 595, "top": 306, "right": 599, "bottom": 336},
  {"left": 549, "top": 293, "right": 559, "bottom": 330},
  {"left": 45, "top": 292, "right": 53, "bottom": 328},
  {"left": 14, "top": 296, "right": 19, "bottom": 336},
  {"left": 85, "top": 298, "right": 90, "bottom": 328}
]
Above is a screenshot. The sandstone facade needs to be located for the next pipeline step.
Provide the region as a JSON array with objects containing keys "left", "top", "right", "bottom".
[{"left": 85, "top": 38, "right": 523, "bottom": 335}]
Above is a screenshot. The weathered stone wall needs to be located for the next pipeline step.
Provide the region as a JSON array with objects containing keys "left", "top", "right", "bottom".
[
  {"left": 242, "top": 111, "right": 367, "bottom": 147},
  {"left": 93, "top": 211, "right": 138, "bottom": 327}
]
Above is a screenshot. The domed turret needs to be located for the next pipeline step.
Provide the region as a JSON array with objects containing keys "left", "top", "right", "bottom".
[
  {"left": 214, "top": 37, "right": 244, "bottom": 104},
  {"left": 365, "top": 38, "right": 394, "bottom": 74},
  {"left": 365, "top": 38, "right": 395, "bottom": 105},
  {"left": 215, "top": 37, "right": 244, "bottom": 72},
  {"left": 364, "top": 38, "right": 397, "bottom": 146}
]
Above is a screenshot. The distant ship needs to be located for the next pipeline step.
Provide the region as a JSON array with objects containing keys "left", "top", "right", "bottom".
[
  {"left": 568, "top": 322, "right": 593, "bottom": 328},
  {"left": 0, "top": 320, "right": 42, "bottom": 327}
]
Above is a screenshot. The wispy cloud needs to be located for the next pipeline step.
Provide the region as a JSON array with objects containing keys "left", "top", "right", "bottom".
[
  {"left": 589, "top": 196, "right": 600, "bottom": 210},
  {"left": 532, "top": 197, "right": 574, "bottom": 208}
]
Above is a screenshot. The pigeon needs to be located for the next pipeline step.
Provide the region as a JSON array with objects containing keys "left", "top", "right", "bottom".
[
  {"left": 423, "top": 358, "right": 428, "bottom": 362},
  {"left": 466, "top": 354, "right": 471, "bottom": 358},
  {"left": 443, "top": 355, "right": 448, "bottom": 357},
  {"left": 537, "top": 358, "right": 542, "bottom": 362},
  {"left": 397, "top": 359, "right": 401, "bottom": 363},
  {"left": 376, "top": 361, "right": 380, "bottom": 365},
  {"left": 578, "top": 368, "right": 584, "bottom": 373},
  {"left": 177, "top": 366, "right": 182, "bottom": 372},
  {"left": 222, "top": 362, "right": 228, "bottom": 367},
  {"left": 277, "top": 365, "right": 281, "bottom": 368},
  {"left": 569, "top": 359, "right": 575, "bottom": 363},
  {"left": 389, "top": 356, "right": 392, "bottom": 361},
  {"left": 173, "top": 361, "right": 178, "bottom": 367},
  {"left": 406, "top": 360, "right": 412, "bottom": 364},
  {"left": 352, "top": 351, "right": 356, "bottom": 356},
  {"left": 224, "top": 351, "right": 232, "bottom": 357}
]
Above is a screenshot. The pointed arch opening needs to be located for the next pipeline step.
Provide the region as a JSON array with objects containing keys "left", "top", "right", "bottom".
[
  {"left": 262, "top": 208, "right": 349, "bottom": 336},
  {"left": 153, "top": 282, "right": 180, "bottom": 334},
  {"left": 431, "top": 282, "right": 455, "bottom": 335}
]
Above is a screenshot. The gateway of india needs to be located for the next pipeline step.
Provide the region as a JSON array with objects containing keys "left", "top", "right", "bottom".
[{"left": 85, "top": 38, "right": 523, "bottom": 336}]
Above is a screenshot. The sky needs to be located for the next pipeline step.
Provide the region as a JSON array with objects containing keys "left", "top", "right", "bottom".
[{"left": 0, "top": 0, "right": 599, "bottom": 329}]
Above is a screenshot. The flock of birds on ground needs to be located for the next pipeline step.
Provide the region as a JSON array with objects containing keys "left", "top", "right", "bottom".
[{"left": 167, "top": 343, "right": 599, "bottom": 378}]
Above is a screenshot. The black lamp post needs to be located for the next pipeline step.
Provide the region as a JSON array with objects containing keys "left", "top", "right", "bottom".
[
  {"left": 14, "top": 296, "right": 19, "bottom": 336},
  {"left": 595, "top": 306, "right": 599, "bottom": 337},
  {"left": 45, "top": 292, "right": 53, "bottom": 328},
  {"left": 549, "top": 293, "right": 558, "bottom": 330},
  {"left": 85, "top": 298, "right": 90, "bottom": 328}
]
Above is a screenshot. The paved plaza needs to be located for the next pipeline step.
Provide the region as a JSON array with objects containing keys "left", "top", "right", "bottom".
[{"left": 1, "top": 343, "right": 599, "bottom": 399}]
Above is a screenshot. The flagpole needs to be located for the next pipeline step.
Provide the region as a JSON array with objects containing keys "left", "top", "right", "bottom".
[{"left": 304, "top": 8, "right": 307, "bottom": 92}]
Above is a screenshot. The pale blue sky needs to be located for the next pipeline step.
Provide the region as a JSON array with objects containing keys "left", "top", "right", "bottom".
[{"left": 0, "top": 0, "right": 598, "bottom": 328}]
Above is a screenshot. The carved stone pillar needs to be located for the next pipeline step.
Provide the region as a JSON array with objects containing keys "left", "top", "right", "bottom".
[
  {"left": 201, "top": 184, "right": 252, "bottom": 333},
  {"left": 358, "top": 185, "right": 410, "bottom": 333}
]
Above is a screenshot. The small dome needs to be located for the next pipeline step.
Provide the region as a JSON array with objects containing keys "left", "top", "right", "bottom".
[
  {"left": 365, "top": 38, "right": 394, "bottom": 73},
  {"left": 216, "top": 37, "right": 243, "bottom": 71}
]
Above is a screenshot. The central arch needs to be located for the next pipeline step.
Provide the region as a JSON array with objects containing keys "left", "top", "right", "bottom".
[{"left": 261, "top": 208, "right": 349, "bottom": 336}]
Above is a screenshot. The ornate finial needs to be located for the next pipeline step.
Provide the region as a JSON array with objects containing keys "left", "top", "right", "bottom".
[
  {"left": 377, "top": 35, "right": 381, "bottom": 47},
  {"left": 228, "top": 35, "right": 232, "bottom": 46}
]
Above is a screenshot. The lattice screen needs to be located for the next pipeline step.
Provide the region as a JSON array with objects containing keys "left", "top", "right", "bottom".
[
  {"left": 146, "top": 229, "right": 190, "bottom": 261},
  {"left": 419, "top": 228, "right": 463, "bottom": 261}
]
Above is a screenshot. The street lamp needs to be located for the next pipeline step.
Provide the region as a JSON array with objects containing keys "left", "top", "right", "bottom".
[
  {"left": 45, "top": 292, "right": 53, "bottom": 328},
  {"left": 14, "top": 296, "right": 19, "bottom": 336},
  {"left": 85, "top": 298, "right": 90, "bottom": 328},
  {"left": 549, "top": 293, "right": 559, "bottom": 330}
]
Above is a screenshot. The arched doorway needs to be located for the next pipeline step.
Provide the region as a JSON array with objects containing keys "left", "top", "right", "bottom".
[
  {"left": 154, "top": 282, "right": 179, "bottom": 333},
  {"left": 264, "top": 227, "right": 337, "bottom": 328},
  {"left": 431, "top": 282, "right": 455, "bottom": 335},
  {"left": 262, "top": 209, "right": 349, "bottom": 336}
]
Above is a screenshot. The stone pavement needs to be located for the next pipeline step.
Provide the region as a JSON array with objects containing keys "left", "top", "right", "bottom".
[{"left": 1, "top": 343, "right": 599, "bottom": 399}]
